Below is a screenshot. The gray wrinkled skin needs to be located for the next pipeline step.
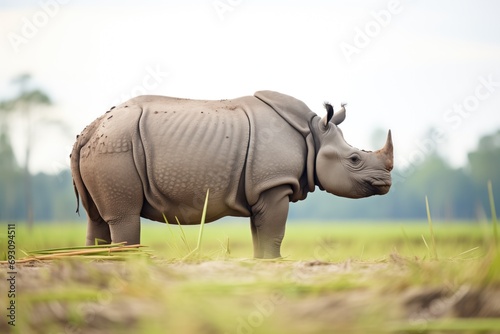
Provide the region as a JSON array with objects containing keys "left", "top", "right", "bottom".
[{"left": 71, "top": 91, "right": 393, "bottom": 258}]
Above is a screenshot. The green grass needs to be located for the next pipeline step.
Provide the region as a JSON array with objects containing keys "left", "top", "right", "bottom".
[
  {"left": 3, "top": 220, "right": 491, "bottom": 261},
  {"left": 488, "top": 180, "right": 499, "bottom": 249},
  {"left": 1, "top": 220, "right": 499, "bottom": 334}
]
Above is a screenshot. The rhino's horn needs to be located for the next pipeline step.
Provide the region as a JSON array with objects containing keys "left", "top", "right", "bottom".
[{"left": 381, "top": 130, "right": 394, "bottom": 171}]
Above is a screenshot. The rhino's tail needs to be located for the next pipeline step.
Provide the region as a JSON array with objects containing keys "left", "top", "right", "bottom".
[
  {"left": 73, "top": 180, "right": 80, "bottom": 215},
  {"left": 70, "top": 136, "right": 83, "bottom": 215},
  {"left": 70, "top": 118, "right": 102, "bottom": 220}
]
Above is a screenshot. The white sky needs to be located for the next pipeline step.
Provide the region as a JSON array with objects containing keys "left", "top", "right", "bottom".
[{"left": 1, "top": 0, "right": 500, "bottom": 174}]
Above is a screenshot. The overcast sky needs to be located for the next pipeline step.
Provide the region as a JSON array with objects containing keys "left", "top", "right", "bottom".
[{"left": 1, "top": 0, "right": 500, "bottom": 175}]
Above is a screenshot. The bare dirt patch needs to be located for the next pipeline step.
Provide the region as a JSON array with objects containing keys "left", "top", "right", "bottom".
[{"left": 1, "top": 259, "right": 500, "bottom": 334}]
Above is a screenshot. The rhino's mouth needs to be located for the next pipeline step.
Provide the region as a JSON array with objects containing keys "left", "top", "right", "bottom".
[{"left": 370, "top": 180, "right": 392, "bottom": 195}]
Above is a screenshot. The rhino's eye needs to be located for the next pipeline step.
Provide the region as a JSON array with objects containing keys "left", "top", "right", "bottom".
[{"left": 349, "top": 155, "right": 361, "bottom": 165}]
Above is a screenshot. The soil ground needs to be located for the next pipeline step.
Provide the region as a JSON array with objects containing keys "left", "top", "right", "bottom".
[
  {"left": 2, "top": 222, "right": 500, "bottom": 333},
  {"left": 2, "top": 257, "right": 500, "bottom": 334}
]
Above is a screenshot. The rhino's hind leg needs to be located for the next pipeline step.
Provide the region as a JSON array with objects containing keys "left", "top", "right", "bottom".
[
  {"left": 81, "top": 150, "right": 144, "bottom": 246},
  {"left": 85, "top": 211, "right": 141, "bottom": 247},
  {"left": 250, "top": 185, "right": 292, "bottom": 259},
  {"left": 86, "top": 216, "right": 111, "bottom": 245},
  {"left": 108, "top": 215, "right": 141, "bottom": 245}
]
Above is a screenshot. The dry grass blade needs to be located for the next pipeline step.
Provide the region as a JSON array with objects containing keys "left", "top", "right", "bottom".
[
  {"left": 421, "top": 234, "right": 430, "bottom": 257},
  {"left": 0, "top": 243, "right": 147, "bottom": 264},
  {"left": 163, "top": 213, "right": 189, "bottom": 255},
  {"left": 183, "top": 188, "right": 209, "bottom": 261},
  {"left": 28, "top": 242, "right": 130, "bottom": 254},
  {"left": 425, "top": 196, "right": 438, "bottom": 260},
  {"left": 451, "top": 246, "right": 480, "bottom": 260},
  {"left": 175, "top": 216, "right": 192, "bottom": 252}
]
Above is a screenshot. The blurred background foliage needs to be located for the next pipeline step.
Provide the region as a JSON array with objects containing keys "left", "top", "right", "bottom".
[{"left": 0, "top": 75, "right": 499, "bottom": 224}]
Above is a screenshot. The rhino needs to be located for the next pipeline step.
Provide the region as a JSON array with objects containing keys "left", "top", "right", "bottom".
[{"left": 71, "top": 90, "right": 393, "bottom": 258}]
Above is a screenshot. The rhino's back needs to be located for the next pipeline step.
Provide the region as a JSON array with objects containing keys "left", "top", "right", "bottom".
[{"left": 130, "top": 95, "right": 252, "bottom": 222}]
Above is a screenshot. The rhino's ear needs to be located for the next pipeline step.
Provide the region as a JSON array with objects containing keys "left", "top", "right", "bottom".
[
  {"left": 322, "top": 102, "right": 334, "bottom": 128},
  {"left": 331, "top": 103, "right": 346, "bottom": 125}
]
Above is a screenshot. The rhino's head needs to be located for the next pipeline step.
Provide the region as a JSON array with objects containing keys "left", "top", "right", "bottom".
[{"left": 314, "top": 103, "right": 393, "bottom": 198}]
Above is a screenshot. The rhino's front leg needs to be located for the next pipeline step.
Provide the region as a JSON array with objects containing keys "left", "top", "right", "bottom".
[{"left": 250, "top": 185, "right": 292, "bottom": 259}]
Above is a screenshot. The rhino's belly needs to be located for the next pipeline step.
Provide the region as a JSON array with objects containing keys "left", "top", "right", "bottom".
[{"left": 138, "top": 100, "right": 251, "bottom": 223}]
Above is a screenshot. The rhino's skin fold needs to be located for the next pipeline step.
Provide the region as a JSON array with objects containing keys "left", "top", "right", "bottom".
[{"left": 71, "top": 91, "right": 393, "bottom": 258}]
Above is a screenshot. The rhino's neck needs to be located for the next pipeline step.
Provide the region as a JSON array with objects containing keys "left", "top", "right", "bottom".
[
  {"left": 283, "top": 115, "right": 321, "bottom": 202},
  {"left": 309, "top": 116, "right": 326, "bottom": 191}
]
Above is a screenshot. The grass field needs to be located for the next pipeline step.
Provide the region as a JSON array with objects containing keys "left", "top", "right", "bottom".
[{"left": 1, "top": 220, "right": 500, "bottom": 334}]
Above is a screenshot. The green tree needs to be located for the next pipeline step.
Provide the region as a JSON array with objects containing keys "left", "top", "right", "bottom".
[
  {"left": 405, "top": 153, "right": 474, "bottom": 219},
  {"left": 0, "top": 130, "right": 23, "bottom": 221},
  {"left": 468, "top": 129, "right": 500, "bottom": 218},
  {"left": 0, "top": 74, "right": 52, "bottom": 228}
]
